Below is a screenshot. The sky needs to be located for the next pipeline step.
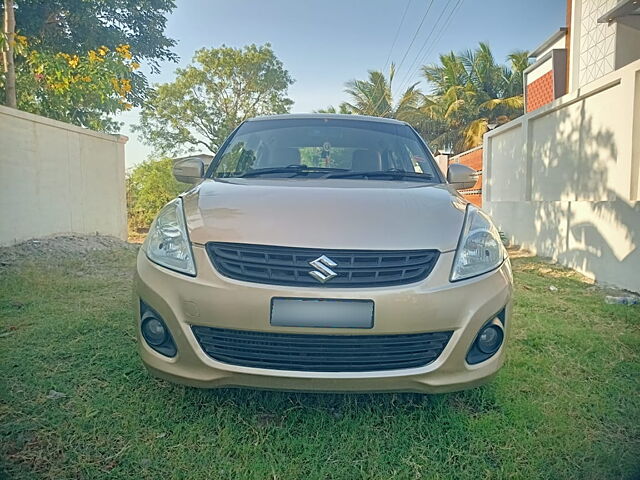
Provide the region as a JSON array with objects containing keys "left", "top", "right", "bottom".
[{"left": 119, "top": 0, "right": 567, "bottom": 168}]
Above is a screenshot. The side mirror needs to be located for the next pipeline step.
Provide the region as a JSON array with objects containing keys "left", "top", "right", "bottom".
[
  {"left": 447, "top": 163, "right": 478, "bottom": 190},
  {"left": 173, "top": 157, "right": 205, "bottom": 184}
]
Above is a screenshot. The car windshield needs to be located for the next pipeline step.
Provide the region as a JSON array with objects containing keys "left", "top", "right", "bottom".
[{"left": 208, "top": 117, "right": 441, "bottom": 182}]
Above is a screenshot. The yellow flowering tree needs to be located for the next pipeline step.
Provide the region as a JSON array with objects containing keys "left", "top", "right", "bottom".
[
  {"left": 1, "top": 0, "right": 176, "bottom": 128},
  {"left": 7, "top": 40, "right": 139, "bottom": 131}
]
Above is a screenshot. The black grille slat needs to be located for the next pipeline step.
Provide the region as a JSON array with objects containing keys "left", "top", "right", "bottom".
[
  {"left": 201, "top": 345, "right": 439, "bottom": 363},
  {"left": 206, "top": 243, "right": 439, "bottom": 287},
  {"left": 194, "top": 327, "right": 452, "bottom": 343},
  {"left": 197, "top": 337, "right": 448, "bottom": 354},
  {"left": 206, "top": 354, "right": 432, "bottom": 372},
  {"left": 192, "top": 326, "right": 452, "bottom": 372},
  {"left": 214, "top": 250, "right": 433, "bottom": 270},
  {"left": 197, "top": 338, "right": 451, "bottom": 352}
]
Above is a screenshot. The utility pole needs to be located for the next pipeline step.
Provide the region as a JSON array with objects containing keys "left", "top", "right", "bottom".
[{"left": 2, "top": 0, "right": 17, "bottom": 108}]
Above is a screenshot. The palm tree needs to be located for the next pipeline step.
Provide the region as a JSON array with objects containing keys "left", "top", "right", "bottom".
[
  {"left": 421, "top": 43, "right": 530, "bottom": 152},
  {"left": 314, "top": 104, "right": 352, "bottom": 114},
  {"left": 342, "top": 64, "right": 424, "bottom": 123}
]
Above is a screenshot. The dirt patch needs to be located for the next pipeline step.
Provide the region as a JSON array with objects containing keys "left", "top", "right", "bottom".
[
  {"left": 506, "top": 247, "right": 534, "bottom": 259},
  {"left": 0, "top": 234, "right": 138, "bottom": 268},
  {"left": 128, "top": 231, "right": 147, "bottom": 244}
]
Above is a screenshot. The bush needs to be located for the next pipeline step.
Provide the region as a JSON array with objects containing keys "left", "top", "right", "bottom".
[{"left": 126, "top": 157, "right": 189, "bottom": 235}]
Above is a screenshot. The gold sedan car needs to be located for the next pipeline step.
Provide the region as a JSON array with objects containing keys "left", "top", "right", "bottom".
[{"left": 134, "top": 114, "right": 512, "bottom": 393}]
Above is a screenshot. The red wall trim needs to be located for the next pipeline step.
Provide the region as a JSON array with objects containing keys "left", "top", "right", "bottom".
[{"left": 526, "top": 71, "right": 555, "bottom": 112}]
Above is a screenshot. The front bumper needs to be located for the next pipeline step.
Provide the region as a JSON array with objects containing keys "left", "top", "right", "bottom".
[{"left": 133, "top": 245, "right": 513, "bottom": 393}]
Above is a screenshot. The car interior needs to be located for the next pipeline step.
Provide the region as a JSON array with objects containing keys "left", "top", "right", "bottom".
[{"left": 255, "top": 146, "right": 412, "bottom": 172}]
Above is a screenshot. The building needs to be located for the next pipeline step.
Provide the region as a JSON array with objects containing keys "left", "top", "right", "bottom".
[
  {"left": 523, "top": 0, "right": 640, "bottom": 113},
  {"left": 483, "top": 0, "right": 640, "bottom": 292}
]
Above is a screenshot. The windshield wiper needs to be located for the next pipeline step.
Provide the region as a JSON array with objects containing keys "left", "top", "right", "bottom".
[
  {"left": 324, "top": 170, "right": 434, "bottom": 182},
  {"left": 237, "top": 165, "right": 349, "bottom": 178}
]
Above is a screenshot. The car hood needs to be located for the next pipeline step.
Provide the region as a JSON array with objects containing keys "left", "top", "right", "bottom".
[{"left": 182, "top": 178, "right": 467, "bottom": 252}]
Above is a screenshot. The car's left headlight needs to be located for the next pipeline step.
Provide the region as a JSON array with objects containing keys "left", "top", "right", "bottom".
[
  {"left": 451, "top": 204, "right": 506, "bottom": 281},
  {"left": 144, "top": 198, "right": 196, "bottom": 276}
]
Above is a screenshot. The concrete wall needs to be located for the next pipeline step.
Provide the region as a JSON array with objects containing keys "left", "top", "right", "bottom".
[
  {"left": 0, "top": 106, "right": 128, "bottom": 245},
  {"left": 483, "top": 58, "right": 640, "bottom": 292}
]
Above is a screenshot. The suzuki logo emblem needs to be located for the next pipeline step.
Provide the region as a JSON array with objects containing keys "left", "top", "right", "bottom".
[{"left": 308, "top": 255, "right": 338, "bottom": 283}]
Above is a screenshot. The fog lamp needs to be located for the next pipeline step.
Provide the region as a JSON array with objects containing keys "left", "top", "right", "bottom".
[
  {"left": 476, "top": 325, "right": 503, "bottom": 354},
  {"left": 141, "top": 316, "right": 167, "bottom": 346},
  {"left": 466, "top": 312, "right": 506, "bottom": 365},
  {"left": 139, "top": 301, "right": 177, "bottom": 357}
]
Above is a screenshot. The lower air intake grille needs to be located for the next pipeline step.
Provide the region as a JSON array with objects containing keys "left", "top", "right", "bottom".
[{"left": 191, "top": 326, "right": 452, "bottom": 372}]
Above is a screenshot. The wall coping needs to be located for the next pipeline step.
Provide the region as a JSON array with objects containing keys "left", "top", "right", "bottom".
[
  {"left": 0, "top": 105, "right": 128, "bottom": 144},
  {"left": 523, "top": 50, "right": 554, "bottom": 76},
  {"left": 598, "top": 0, "right": 640, "bottom": 24},
  {"left": 529, "top": 27, "right": 568, "bottom": 58},
  {"left": 450, "top": 145, "right": 483, "bottom": 160}
]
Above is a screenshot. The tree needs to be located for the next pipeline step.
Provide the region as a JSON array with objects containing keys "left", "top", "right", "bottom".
[
  {"left": 315, "top": 104, "right": 351, "bottom": 114},
  {"left": 0, "top": 0, "right": 177, "bottom": 128},
  {"left": 421, "top": 43, "right": 530, "bottom": 152},
  {"left": 14, "top": 44, "right": 139, "bottom": 130},
  {"left": 5, "top": 0, "right": 176, "bottom": 70},
  {"left": 135, "top": 44, "right": 294, "bottom": 155},
  {"left": 342, "top": 64, "right": 424, "bottom": 123},
  {"left": 126, "top": 157, "right": 188, "bottom": 232},
  {"left": 2, "top": 0, "right": 15, "bottom": 107}
]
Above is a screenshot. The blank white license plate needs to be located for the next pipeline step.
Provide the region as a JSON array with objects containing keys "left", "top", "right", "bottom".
[{"left": 270, "top": 298, "right": 374, "bottom": 328}]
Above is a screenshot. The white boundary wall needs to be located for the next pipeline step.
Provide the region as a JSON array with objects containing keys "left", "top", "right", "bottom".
[
  {"left": 483, "top": 59, "right": 640, "bottom": 292},
  {"left": 0, "top": 106, "right": 128, "bottom": 246}
]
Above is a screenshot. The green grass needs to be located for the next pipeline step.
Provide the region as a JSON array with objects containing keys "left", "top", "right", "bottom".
[{"left": 1, "top": 248, "right": 639, "bottom": 479}]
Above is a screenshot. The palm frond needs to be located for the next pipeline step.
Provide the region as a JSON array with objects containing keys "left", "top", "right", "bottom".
[
  {"left": 343, "top": 64, "right": 422, "bottom": 120},
  {"left": 415, "top": 41, "right": 529, "bottom": 153},
  {"left": 444, "top": 99, "right": 465, "bottom": 118},
  {"left": 481, "top": 95, "right": 523, "bottom": 111},
  {"left": 462, "top": 118, "right": 488, "bottom": 150}
]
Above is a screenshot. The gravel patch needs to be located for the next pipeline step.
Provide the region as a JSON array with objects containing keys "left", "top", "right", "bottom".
[{"left": 0, "top": 234, "right": 138, "bottom": 268}]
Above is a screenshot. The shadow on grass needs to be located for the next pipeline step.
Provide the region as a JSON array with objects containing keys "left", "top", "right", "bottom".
[{"left": 144, "top": 373, "right": 501, "bottom": 419}]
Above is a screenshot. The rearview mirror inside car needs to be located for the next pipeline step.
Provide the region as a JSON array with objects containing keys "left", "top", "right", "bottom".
[
  {"left": 173, "top": 158, "right": 205, "bottom": 184},
  {"left": 447, "top": 163, "right": 478, "bottom": 191}
]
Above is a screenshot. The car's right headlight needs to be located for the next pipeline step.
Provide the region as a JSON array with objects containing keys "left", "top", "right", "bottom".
[
  {"left": 144, "top": 198, "right": 196, "bottom": 276},
  {"left": 450, "top": 204, "right": 506, "bottom": 281}
]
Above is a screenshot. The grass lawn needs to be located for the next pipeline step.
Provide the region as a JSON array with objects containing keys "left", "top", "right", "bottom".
[{"left": 1, "top": 244, "right": 639, "bottom": 479}]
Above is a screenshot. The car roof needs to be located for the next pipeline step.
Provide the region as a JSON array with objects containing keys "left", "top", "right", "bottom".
[{"left": 246, "top": 113, "right": 408, "bottom": 126}]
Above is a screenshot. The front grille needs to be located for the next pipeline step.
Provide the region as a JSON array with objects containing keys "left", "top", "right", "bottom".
[
  {"left": 205, "top": 243, "right": 440, "bottom": 287},
  {"left": 191, "top": 326, "right": 452, "bottom": 372}
]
